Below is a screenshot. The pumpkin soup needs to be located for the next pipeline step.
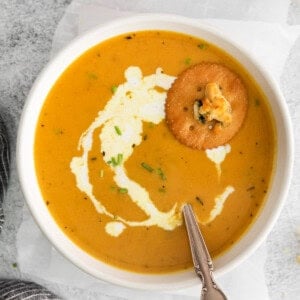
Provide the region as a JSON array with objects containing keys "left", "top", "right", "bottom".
[{"left": 34, "top": 31, "right": 275, "bottom": 274}]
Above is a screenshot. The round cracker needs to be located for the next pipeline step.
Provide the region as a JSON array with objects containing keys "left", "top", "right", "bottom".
[{"left": 165, "top": 63, "right": 248, "bottom": 149}]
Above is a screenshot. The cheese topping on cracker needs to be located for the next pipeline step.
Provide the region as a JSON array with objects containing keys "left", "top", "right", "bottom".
[{"left": 198, "top": 83, "right": 232, "bottom": 127}]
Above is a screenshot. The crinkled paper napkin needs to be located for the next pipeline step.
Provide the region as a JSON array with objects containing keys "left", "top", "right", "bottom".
[{"left": 17, "top": 1, "right": 300, "bottom": 299}]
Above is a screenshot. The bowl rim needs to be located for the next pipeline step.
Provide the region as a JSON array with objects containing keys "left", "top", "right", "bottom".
[{"left": 16, "top": 13, "right": 294, "bottom": 290}]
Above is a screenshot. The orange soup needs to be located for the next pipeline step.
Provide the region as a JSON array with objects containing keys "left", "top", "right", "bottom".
[{"left": 34, "top": 31, "right": 275, "bottom": 273}]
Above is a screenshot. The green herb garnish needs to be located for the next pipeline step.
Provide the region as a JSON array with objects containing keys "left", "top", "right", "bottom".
[
  {"left": 197, "top": 43, "right": 208, "bottom": 50},
  {"left": 54, "top": 128, "right": 63, "bottom": 135},
  {"left": 156, "top": 168, "right": 166, "bottom": 180},
  {"left": 184, "top": 57, "right": 192, "bottom": 65},
  {"left": 107, "top": 153, "right": 123, "bottom": 167},
  {"left": 118, "top": 187, "right": 128, "bottom": 194},
  {"left": 111, "top": 85, "right": 118, "bottom": 93},
  {"left": 117, "top": 153, "right": 123, "bottom": 164},
  {"left": 12, "top": 263, "right": 18, "bottom": 268},
  {"left": 87, "top": 72, "right": 98, "bottom": 80},
  {"left": 114, "top": 126, "right": 122, "bottom": 135},
  {"left": 141, "top": 162, "right": 154, "bottom": 172}
]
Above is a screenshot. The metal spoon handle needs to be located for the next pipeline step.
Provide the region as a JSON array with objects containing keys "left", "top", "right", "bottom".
[{"left": 183, "top": 204, "right": 227, "bottom": 300}]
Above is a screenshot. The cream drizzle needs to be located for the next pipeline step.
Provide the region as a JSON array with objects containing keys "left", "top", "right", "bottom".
[
  {"left": 202, "top": 186, "right": 235, "bottom": 224},
  {"left": 70, "top": 67, "right": 182, "bottom": 236},
  {"left": 205, "top": 144, "right": 231, "bottom": 177},
  {"left": 70, "top": 66, "right": 235, "bottom": 237},
  {"left": 105, "top": 222, "right": 126, "bottom": 237}
]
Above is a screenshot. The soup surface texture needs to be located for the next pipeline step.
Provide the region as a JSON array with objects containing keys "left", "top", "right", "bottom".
[{"left": 34, "top": 31, "right": 275, "bottom": 274}]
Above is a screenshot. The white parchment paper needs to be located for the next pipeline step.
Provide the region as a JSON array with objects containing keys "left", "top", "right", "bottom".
[{"left": 17, "top": 1, "right": 300, "bottom": 299}]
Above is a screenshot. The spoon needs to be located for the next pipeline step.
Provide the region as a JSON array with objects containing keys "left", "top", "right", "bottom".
[{"left": 183, "top": 204, "right": 227, "bottom": 300}]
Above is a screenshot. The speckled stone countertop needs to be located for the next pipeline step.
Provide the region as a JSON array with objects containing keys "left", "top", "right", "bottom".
[
  {"left": 0, "top": 1, "right": 300, "bottom": 299},
  {"left": 0, "top": 0, "right": 74, "bottom": 296}
]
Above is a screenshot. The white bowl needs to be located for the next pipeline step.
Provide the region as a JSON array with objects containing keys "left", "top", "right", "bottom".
[{"left": 17, "top": 14, "right": 293, "bottom": 290}]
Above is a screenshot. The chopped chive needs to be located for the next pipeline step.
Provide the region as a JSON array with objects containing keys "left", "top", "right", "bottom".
[
  {"left": 111, "top": 157, "right": 117, "bottom": 166},
  {"left": 118, "top": 187, "right": 128, "bottom": 194},
  {"left": 111, "top": 85, "right": 118, "bottom": 93},
  {"left": 107, "top": 153, "right": 123, "bottom": 167},
  {"left": 141, "top": 162, "right": 154, "bottom": 172},
  {"left": 114, "top": 126, "right": 122, "bottom": 135},
  {"left": 12, "top": 263, "right": 18, "bottom": 268},
  {"left": 87, "top": 72, "right": 98, "bottom": 80},
  {"left": 117, "top": 153, "right": 123, "bottom": 165},
  {"left": 184, "top": 57, "right": 192, "bottom": 65},
  {"left": 156, "top": 168, "right": 166, "bottom": 180},
  {"left": 197, "top": 43, "right": 208, "bottom": 50},
  {"left": 54, "top": 128, "right": 63, "bottom": 135}
]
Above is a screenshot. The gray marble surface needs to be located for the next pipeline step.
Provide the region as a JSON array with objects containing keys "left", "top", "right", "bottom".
[
  {"left": 0, "top": 1, "right": 300, "bottom": 299},
  {"left": 0, "top": 0, "right": 74, "bottom": 297}
]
